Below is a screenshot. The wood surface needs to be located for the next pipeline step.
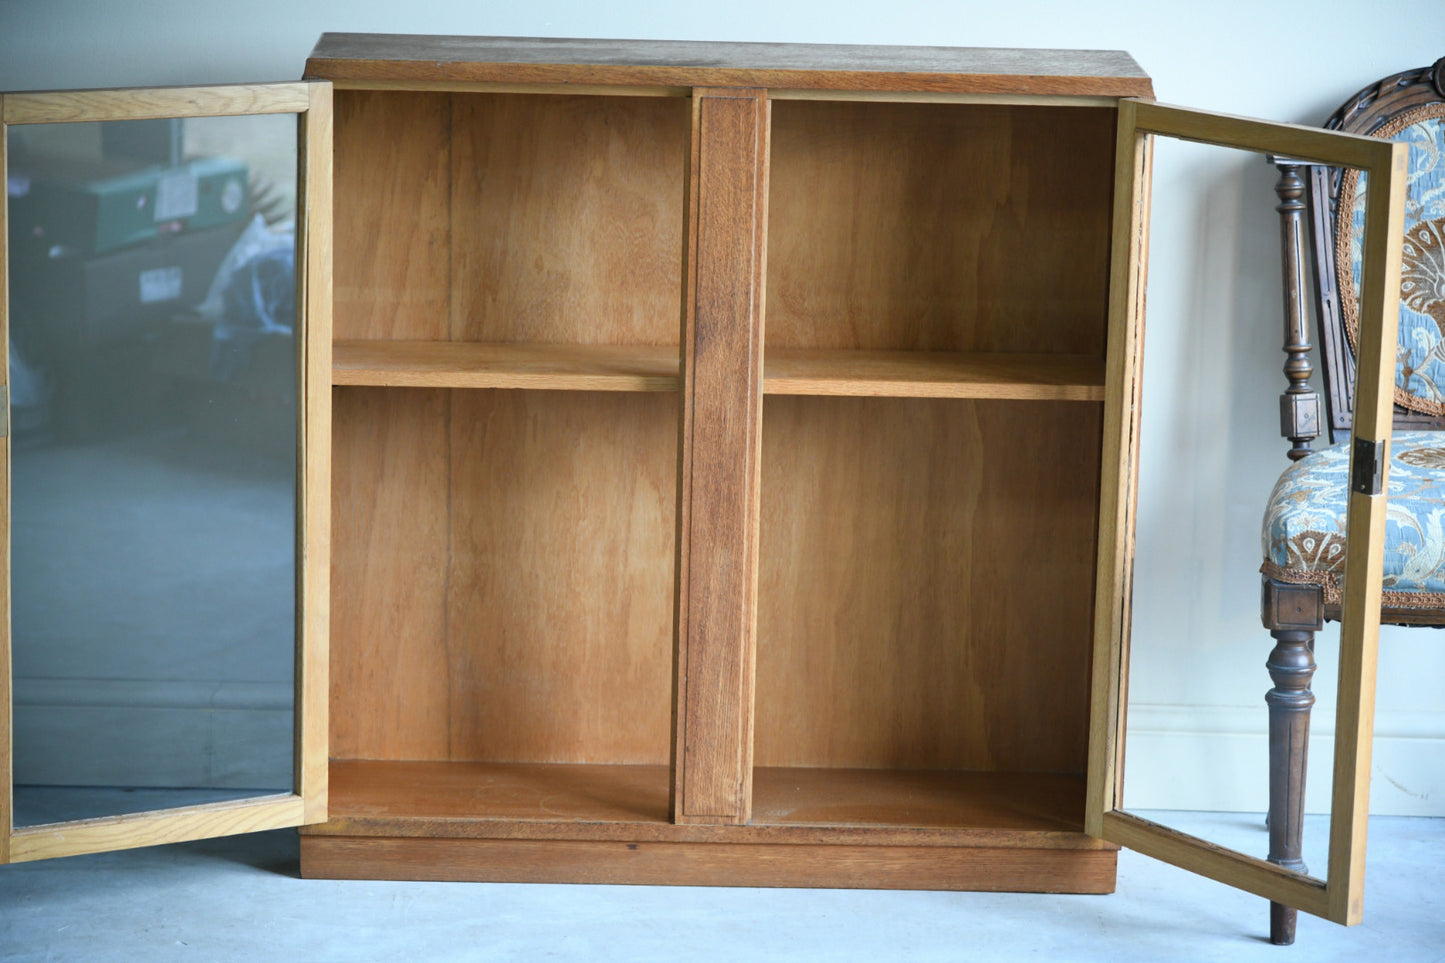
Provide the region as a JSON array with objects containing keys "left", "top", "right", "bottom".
[
  {"left": 297, "top": 83, "right": 332, "bottom": 823},
  {"left": 330, "top": 389, "right": 452, "bottom": 760},
  {"left": 309, "top": 760, "right": 1100, "bottom": 847},
  {"left": 8, "top": 794, "right": 304, "bottom": 863},
  {"left": 766, "top": 101, "right": 1114, "bottom": 357},
  {"left": 316, "top": 44, "right": 1133, "bottom": 892},
  {"left": 333, "top": 340, "right": 681, "bottom": 391},
  {"left": 750, "top": 767, "right": 1086, "bottom": 833},
  {"left": 332, "top": 90, "right": 452, "bottom": 340},
  {"left": 672, "top": 89, "right": 769, "bottom": 824},
  {"left": 756, "top": 396, "right": 1101, "bottom": 771},
  {"left": 1326, "top": 139, "right": 1407, "bottom": 925},
  {"left": 301, "top": 833, "right": 1117, "bottom": 890},
  {"left": 1130, "top": 100, "right": 1399, "bottom": 170},
  {"left": 329, "top": 389, "right": 677, "bottom": 765},
  {"left": 305, "top": 34, "right": 1153, "bottom": 98},
  {"left": 332, "top": 90, "right": 685, "bottom": 345},
  {"left": 1102, "top": 811, "right": 1328, "bottom": 918},
  {"left": 333, "top": 340, "right": 1104, "bottom": 399},
  {"left": 3, "top": 84, "right": 311, "bottom": 125},
  {"left": 770, "top": 89, "right": 1120, "bottom": 107},
  {"left": 1086, "top": 98, "right": 1151, "bottom": 836},
  {"left": 449, "top": 93, "right": 686, "bottom": 344},
  {"left": 764, "top": 349, "right": 1104, "bottom": 399}
]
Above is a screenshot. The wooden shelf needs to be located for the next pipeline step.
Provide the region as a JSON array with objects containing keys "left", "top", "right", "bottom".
[
  {"left": 304, "top": 762, "right": 1111, "bottom": 888},
  {"left": 751, "top": 767, "right": 1086, "bottom": 832},
  {"left": 333, "top": 340, "right": 681, "bottom": 392},
  {"left": 334, "top": 340, "right": 1104, "bottom": 400},
  {"left": 765, "top": 348, "right": 1104, "bottom": 400},
  {"left": 312, "top": 760, "right": 1093, "bottom": 845}
]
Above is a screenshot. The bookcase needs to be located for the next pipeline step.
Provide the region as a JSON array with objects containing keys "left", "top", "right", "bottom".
[
  {"left": 302, "top": 37, "right": 1138, "bottom": 891},
  {"left": 0, "top": 35, "right": 1406, "bottom": 931}
]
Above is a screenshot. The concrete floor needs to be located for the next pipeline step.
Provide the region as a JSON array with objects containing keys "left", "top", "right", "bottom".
[{"left": 1, "top": 814, "right": 1441, "bottom": 961}]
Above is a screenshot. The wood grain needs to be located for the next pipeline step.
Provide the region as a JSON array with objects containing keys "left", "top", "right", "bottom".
[
  {"left": 297, "top": 82, "right": 333, "bottom": 823},
  {"left": 750, "top": 767, "right": 1086, "bottom": 833},
  {"left": 1325, "top": 139, "right": 1406, "bottom": 925},
  {"left": 333, "top": 341, "right": 1104, "bottom": 398},
  {"left": 332, "top": 90, "right": 452, "bottom": 340},
  {"left": 444, "top": 390, "right": 676, "bottom": 764},
  {"left": 449, "top": 93, "right": 686, "bottom": 345},
  {"left": 756, "top": 397, "right": 1101, "bottom": 772},
  {"left": 330, "top": 388, "right": 453, "bottom": 760},
  {"left": 330, "top": 389, "right": 677, "bottom": 765},
  {"left": 766, "top": 101, "right": 1115, "bottom": 356},
  {"left": 309, "top": 760, "right": 1100, "bottom": 848},
  {"left": 3, "top": 84, "right": 310, "bottom": 125},
  {"left": 1103, "top": 811, "right": 1329, "bottom": 919},
  {"left": 771, "top": 89, "right": 1120, "bottom": 107},
  {"left": 1086, "top": 98, "right": 1151, "bottom": 836},
  {"left": 9, "top": 794, "right": 304, "bottom": 863},
  {"left": 303, "top": 833, "right": 1116, "bottom": 890},
  {"left": 673, "top": 89, "right": 769, "bottom": 823},
  {"left": 764, "top": 349, "right": 1104, "bottom": 399},
  {"left": 333, "top": 340, "right": 680, "bottom": 391},
  {"left": 305, "top": 34, "right": 1153, "bottom": 99},
  {"left": 1131, "top": 100, "right": 1399, "bottom": 171}
]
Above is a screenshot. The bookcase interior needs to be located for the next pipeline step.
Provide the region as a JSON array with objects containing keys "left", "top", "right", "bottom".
[{"left": 324, "top": 86, "right": 1116, "bottom": 842}]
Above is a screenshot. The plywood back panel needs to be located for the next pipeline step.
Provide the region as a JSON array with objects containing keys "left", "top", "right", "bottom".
[
  {"left": 445, "top": 390, "right": 677, "bottom": 764},
  {"left": 332, "top": 91, "right": 452, "bottom": 340},
  {"left": 449, "top": 93, "right": 688, "bottom": 345},
  {"left": 330, "top": 388, "right": 452, "bottom": 760},
  {"left": 766, "top": 102, "right": 1114, "bottom": 354},
  {"left": 331, "top": 388, "right": 677, "bottom": 765},
  {"left": 754, "top": 397, "right": 1101, "bottom": 772}
]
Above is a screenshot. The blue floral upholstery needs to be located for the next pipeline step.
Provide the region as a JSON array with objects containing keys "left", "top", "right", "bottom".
[{"left": 1262, "top": 431, "right": 1445, "bottom": 606}]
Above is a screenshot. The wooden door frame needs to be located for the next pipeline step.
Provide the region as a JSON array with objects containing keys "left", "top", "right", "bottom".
[
  {"left": 1086, "top": 98, "right": 1407, "bottom": 924},
  {"left": 0, "top": 81, "right": 331, "bottom": 863}
]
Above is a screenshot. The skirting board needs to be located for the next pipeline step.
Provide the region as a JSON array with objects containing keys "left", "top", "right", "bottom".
[
  {"left": 301, "top": 836, "right": 1119, "bottom": 892},
  {"left": 1123, "top": 704, "right": 1445, "bottom": 816}
]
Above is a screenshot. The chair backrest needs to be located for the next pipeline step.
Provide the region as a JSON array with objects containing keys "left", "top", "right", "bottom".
[{"left": 1308, "top": 58, "right": 1445, "bottom": 440}]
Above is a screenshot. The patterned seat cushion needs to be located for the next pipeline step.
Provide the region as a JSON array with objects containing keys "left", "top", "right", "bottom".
[{"left": 1262, "top": 430, "right": 1445, "bottom": 607}]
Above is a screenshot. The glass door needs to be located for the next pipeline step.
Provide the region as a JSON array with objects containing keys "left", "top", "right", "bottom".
[
  {"left": 1089, "top": 99, "right": 1407, "bottom": 926},
  {"left": 0, "top": 81, "right": 330, "bottom": 862}
]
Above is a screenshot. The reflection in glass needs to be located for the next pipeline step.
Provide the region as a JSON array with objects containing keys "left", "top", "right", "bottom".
[{"left": 6, "top": 113, "right": 298, "bottom": 826}]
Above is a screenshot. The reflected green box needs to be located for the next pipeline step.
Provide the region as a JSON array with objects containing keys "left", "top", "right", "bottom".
[{"left": 9, "top": 154, "right": 249, "bottom": 255}]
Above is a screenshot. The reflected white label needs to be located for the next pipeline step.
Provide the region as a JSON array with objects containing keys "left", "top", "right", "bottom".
[
  {"left": 155, "top": 168, "right": 198, "bottom": 221},
  {"left": 139, "top": 266, "right": 183, "bottom": 304}
]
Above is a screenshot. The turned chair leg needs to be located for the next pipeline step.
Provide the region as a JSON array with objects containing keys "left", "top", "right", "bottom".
[{"left": 1261, "top": 577, "right": 1323, "bottom": 946}]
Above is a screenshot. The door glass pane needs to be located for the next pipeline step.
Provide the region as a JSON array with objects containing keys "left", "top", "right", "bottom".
[
  {"left": 7, "top": 112, "right": 299, "bottom": 826},
  {"left": 1118, "top": 132, "right": 1384, "bottom": 890}
]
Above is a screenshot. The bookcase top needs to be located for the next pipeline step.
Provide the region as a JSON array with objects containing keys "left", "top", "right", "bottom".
[{"left": 305, "top": 33, "right": 1153, "bottom": 97}]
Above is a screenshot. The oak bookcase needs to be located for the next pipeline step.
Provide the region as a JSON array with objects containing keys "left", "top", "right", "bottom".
[
  {"left": 0, "top": 34, "right": 1408, "bottom": 934},
  {"left": 302, "top": 35, "right": 1144, "bottom": 891}
]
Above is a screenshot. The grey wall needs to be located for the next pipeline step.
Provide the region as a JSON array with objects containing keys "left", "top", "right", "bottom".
[{"left": 2, "top": 0, "right": 1444, "bottom": 814}]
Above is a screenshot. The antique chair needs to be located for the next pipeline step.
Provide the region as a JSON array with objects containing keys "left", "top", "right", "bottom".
[{"left": 1262, "top": 57, "right": 1445, "bottom": 944}]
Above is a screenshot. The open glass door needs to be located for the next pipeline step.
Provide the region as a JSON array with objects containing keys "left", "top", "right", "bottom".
[
  {"left": 0, "top": 82, "right": 330, "bottom": 862},
  {"left": 1088, "top": 99, "right": 1406, "bottom": 928}
]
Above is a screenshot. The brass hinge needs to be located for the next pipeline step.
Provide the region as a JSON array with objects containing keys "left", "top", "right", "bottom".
[{"left": 1351, "top": 437, "right": 1386, "bottom": 496}]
